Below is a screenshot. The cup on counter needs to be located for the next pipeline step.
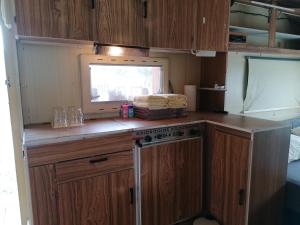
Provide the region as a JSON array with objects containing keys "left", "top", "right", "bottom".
[
  {"left": 52, "top": 106, "right": 84, "bottom": 128},
  {"left": 52, "top": 107, "right": 68, "bottom": 128},
  {"left": 68, "top": 106, "right": 84, "bottom": 127}
]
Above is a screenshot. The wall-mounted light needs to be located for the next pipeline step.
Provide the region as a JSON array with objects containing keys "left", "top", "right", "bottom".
[{"left": 107, "top": 46, "right": 124, "bottom": 56}]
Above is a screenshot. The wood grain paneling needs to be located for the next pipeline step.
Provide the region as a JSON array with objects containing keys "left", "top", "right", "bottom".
[
  {"left": 110, "top": 169, "right": 135, "bottom": 225},
  {"left": 27, "top": 132, "right": 133, "bottom": 167},
  {"left": 148, "top": 0, "right": 197, "bottom": 49},
  {"left": 29, "top": 165, "right": 58, "bottom": 225},
  {"left": 56, "top": 151, "right": 133, "bottom": 182},
  {"left": 207, "top": 128, "right": 250, "bottom": 225},
  {"left": 175, "top": 138, "right": 203, "bottom": 220},
  {"left": 200, "top": 52, "right": 228, "bottom": 111},
  {"left": 201, "top": 53, "right": 227, "bottom": 88},
  {"left": 141, "top": 142, "right": 177, "bottom": 225},
  {"left": 15, "top": 0, "right": 65, "bottom": 37},
  {"left": 65, "top": 0, "right": 93, "bottom": 40},
  {"left": 16, "top": 0, "right": 92, "bottom": 40},
  {"left": 57, "top": 174, "right": 111, "bottom": 225},
  {"left": 15, "top": 0, "right": 93, "bottom": 40},
  {"left": 249, "top": 127, "right": 291, "bottom": 225},
  {"left": 195, "top": 0, "right": 230, "bottom": 51},
  {"left": 93, "top": 0, "right": 147, "bottom": 46},
  {"left": 141, "top": 138, "right": 203, "bottom": 225}
]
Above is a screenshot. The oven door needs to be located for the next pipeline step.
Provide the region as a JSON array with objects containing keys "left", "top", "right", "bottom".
[{"left": 134, "top": 137, "right": 203, "bottom": 225}]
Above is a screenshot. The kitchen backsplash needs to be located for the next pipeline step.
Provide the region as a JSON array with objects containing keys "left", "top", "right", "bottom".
[{"left": 18, "top": 43, "right": 202, "bottom": 125}]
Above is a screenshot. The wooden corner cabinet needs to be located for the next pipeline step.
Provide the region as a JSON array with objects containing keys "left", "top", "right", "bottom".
[
  {"left": 206, "top": 126, "right": 250, "bottom": 225},
  {"left": 205, "top": 124, "right": 290, "bottom": 225}
]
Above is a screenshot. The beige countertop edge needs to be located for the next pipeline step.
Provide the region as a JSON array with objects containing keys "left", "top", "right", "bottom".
[{"left": 23, "top": 120, "right": 290, "bottom": 149}]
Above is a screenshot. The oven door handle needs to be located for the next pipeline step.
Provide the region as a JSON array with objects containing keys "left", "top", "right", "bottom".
[{"left": 135, "top": 140, "right": 143, "bottom": 148}]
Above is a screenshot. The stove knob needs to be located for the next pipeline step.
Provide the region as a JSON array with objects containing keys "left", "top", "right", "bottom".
[
  {"left": 178, "top": 131, "right": 184, "bottom": 136},
  {"left": 157, "top": 134, "right": 163, "bottom": 139},
  {"left": 189, "top": 129, "right": 199, "bottom": 135},
  {"left": 144, "top": 135, "right": 152, "bottom": 142}
]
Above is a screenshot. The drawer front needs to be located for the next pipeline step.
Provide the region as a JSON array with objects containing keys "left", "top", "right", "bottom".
[
  {"left": 27, "top": 132, "right": 133, "bottom": 167},
  {"left": 56, "top": 151, "right": 133, "bottom": 182}
]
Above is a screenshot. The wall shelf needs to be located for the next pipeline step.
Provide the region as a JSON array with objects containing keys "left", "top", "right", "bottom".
[
  {"left": 229, "top": 43, "right": 300, "bottom": 55},
  {"left": 230, "top": 25, "right": 300, "bottom": 41},
  {"left": 198, "top": 87, "right": 227, "bottom": 92}
]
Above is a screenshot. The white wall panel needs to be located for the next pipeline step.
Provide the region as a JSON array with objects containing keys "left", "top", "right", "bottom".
[{"left": 18, "top": 43, "right": 201, "bottom": 125}]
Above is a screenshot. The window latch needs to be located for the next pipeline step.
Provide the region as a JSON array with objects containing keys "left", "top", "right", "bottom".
[{"left": 5, "top": 79, "right": 11, "bottom": 88}]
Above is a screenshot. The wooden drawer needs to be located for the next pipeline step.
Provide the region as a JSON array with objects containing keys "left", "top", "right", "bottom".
[
  {"left": 27, "top": 132, "right": 133, "bottom": 167},
  {"left": 56, "top": 151, "right": 133, "bottom": 182}
]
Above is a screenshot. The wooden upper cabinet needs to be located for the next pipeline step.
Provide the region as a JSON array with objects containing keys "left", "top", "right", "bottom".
[
  {"left": 15, "top": 0, "right": 229, "bottom": 50},
  {"left": 15, "top": 0, "right": 93, "bottom": 40},
  {"left": 195, "top": 0, "right": 230, "bottom": 51},
  {"left": 148, "top": 0, "right": 197, "bottom": 49},
  {"left": 207, "top": 129, "right": 250, "bottom": 225},
  {"left": 148, "top": 0, "right": 229, "bottom": 51},
  {"left": 92, "top": 0, "right": 148, "bottom": 46},
  {"left": 65, "top": 0, "right": 93, "bottom": 40}
]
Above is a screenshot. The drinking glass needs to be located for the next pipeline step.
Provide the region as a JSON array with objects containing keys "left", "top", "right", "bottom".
[
  {"left": 68, "top": 106, "right": 84, "bottom": 127},
  {"left": 52, "top": 107, "right": 68, "bottom": 128}
]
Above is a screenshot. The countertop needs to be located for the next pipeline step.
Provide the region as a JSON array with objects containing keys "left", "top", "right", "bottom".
[{"left": 24, "top": 112, "right": 289, "bottom": 148}]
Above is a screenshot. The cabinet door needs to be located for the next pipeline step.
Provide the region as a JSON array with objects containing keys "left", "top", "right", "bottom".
[
  {"left": 29, "top": 165, "right": 58, "bottom": 225},
  {"left": 57, "top": 169, "right": 135, "bottom": 225},
  {"left": 110, "top": 170, "right": 135, "bottom": 225},
  {"left": 57, "top": 174, "right": 111, "bottom": 225},
  {"left": 141, "top": 138, "right": 203, "bottom": 225},
  {"left": 92, "top": 0, "right": 147, "bottom": 46},
  {"left": 195, "top": 0, "right": 230, "bottom": 51},
  {"left": 208, "top": 130, "right": 250, "bottom": 225},
  {"left": 15, "top": 0, "right": 92, "bottom": 40},
  {"left": 175, "top": 138, "right": 204, "bottom": 220},
  {"left": 148, "top": 0, "right": 197, "bottom": 49}
]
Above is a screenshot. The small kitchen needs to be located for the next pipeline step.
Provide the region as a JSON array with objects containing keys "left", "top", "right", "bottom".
[{"left": 2, "top": 0, "right": 300, "bottom": 225}]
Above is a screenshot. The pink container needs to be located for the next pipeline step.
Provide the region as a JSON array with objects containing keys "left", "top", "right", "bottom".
[{"left": 121, "top": 104, "right": 129, "bottom": 119}]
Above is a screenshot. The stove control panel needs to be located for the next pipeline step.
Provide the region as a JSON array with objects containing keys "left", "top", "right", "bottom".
[{"left": 134, "top": 123, "right": 203, "bottom": 146}]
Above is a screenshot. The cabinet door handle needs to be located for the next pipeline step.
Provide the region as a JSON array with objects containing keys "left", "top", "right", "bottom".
[
  {"left": 143, "top": 1, "right": 148, "bottom": 18},
  {"left": 130, "top": 188, "right": 135, "bottom": 204},
  {"left": 239, "top": 189, "right": 246, "bottom": 206},
  {"left": 91, "top": 0, "right": 95, "bottom": 9},
  {"left": 89, "top": 157, "right": 108, "bottom": 164}
]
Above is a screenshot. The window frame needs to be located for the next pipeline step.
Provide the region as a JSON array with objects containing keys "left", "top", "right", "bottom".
[{"left": 80, "top": 54, "right": 169, "bottom": 114}]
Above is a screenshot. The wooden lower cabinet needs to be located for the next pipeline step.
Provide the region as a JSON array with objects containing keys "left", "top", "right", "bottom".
[
  {"left": 141, "top": 138, "right": 203, "bottom": 225},
  {"left": 57, "top": 169, "right": 135, "bottom": 225},
  {"left": 207, "top": 129, "right": 250, "bottom": 225},
  {"left": 29, "top": 161, "right": 135, "bottom": 225}
]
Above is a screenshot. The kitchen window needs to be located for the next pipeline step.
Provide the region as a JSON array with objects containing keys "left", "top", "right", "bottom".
[{"left": 80, "top": 55, "right": 169, "bottom": 114}]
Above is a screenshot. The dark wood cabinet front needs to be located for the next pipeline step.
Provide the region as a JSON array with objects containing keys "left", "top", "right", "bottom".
[
  {"left": 207, "top": 128, "right": 250, "bottom": 225},
  {"left": 148, "top": 0, "right": 197, "bottom": 50},
  {"left": 57, "top": 174, "right": 111, "bottom": 225},
  {"left": 195, "top": 0, "right": 230, "bottom": 51},
  {"left": 15, "top": 0, "right": 229, "bottom": 51},
  {"left": 141, "top": 138, "right": 203, "bottom": 225},
  {"left": 15, "top": 0, "right": 93, "bottom": 40},
  {"left": 148, "top": 0, "right": 229, "bottom": 51},
  {"left": 92, "top": 0, "right": 147, "bottom": 46},
  {"left": 57, "top": 169, "right": 135, "bottom": 225}
]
